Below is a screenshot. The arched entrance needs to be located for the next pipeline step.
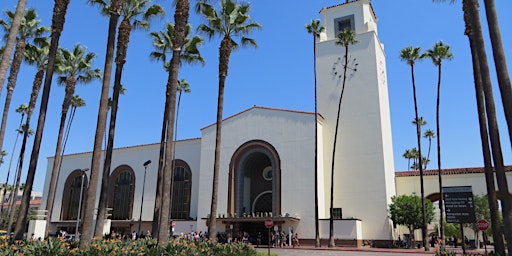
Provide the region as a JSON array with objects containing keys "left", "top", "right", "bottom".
[{"left": 228, "top": 140, "right": 281, "bottom": 216}]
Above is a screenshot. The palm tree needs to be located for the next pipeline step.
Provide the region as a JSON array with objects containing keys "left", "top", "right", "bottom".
[
  {"left": 154, "top": 0, "right": 190, "bottom": 244},
  {"left": 6, "top": 124, "right": 33, "bottom": 233},
  {"left": 328, "top": 28, "right": 358, "bottom": 248},
  {"left": 0, "top": 104, "right": 27, "bottom": 217},
  {"left": 481, "top": 0, "right": 512, "bottom": 155},
  {"left": 0, "top": 0, "right": 26, "bottom": 96},
  {"left": 196, "top": 0, "right": 261, "bottom": 239},
  {"left": 83, "top": 0, "right": 123, "bottom": 245},
  {"left": 464, "top": 0, "right": 512, "bottom": 252},
  {"left": 305, "top": 19, "right": 324, "bottom": 248},
  {"left": 402, "top": 148, "right": 416, "bottom": 171},
  {"left": 0, "top": 8, "right": 48, "bottom": 164},
  {"left": 13, "top": 0, "right": 71, "bottom": 240},
  {"left": 149, "top": 21, "right": 203, "bottom": 238},
  {"left": 47, "top": 45, "right": 101, "bottom": 239},
  {"left": 423, "top": 41, "right": 453, "bottom": 244},
  {"left": 400, "top": 46, "right": 428, "bottom": 250},
  {"left": 422, "top": 129, "right": 435, "bottom": 170},
  {"left": 92, "top": 0, "right": 164, "bottom": 238},
  {"left": 461, "top": 1, "right": 504, "bottom": 254}
]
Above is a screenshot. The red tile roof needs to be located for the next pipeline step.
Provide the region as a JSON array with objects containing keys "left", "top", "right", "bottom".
[{"left": 395, "top": 166, "right": 512, "bottom": 177}]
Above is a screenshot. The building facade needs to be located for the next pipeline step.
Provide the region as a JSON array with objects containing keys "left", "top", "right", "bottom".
[{"left": 39, "top": 0, "right": 398, "bottom": 246}]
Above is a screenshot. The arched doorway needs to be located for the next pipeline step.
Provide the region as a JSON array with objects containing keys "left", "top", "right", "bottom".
[{"left": 228, "top": 140, "right": 281, "bottom": 216}]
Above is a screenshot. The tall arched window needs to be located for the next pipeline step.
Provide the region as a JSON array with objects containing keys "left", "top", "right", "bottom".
[
  {"left": 61, "top": 170, "right": 88, "bottom": 220},
  {"left": 171, "top": 160, "right": 191, "bottom": 220},
  {"left": 108, "top": 166, "right": 135, "bottom": 220}
]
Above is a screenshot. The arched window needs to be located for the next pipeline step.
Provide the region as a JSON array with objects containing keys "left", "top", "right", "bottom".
[
  {"left": 61, "top": 170, "right": 88, "bottom": 220},
  {"left": 108, "top": 166, "right": 135, "bottom": 220},
  {"left": 171, "top": 160, "right": 191, "bottom": 220}
]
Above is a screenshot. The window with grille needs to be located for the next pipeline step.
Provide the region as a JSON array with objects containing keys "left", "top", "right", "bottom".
[{"left": 171, "top": 164, "right": 191, "bottom": 220}]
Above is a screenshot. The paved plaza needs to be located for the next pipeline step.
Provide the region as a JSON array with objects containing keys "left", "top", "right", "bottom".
[{"left": 255, "top": 245, "right": 492, "bottom": 256}]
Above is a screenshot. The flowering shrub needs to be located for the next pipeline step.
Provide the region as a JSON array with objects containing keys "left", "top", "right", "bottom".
[{"left": 0, "top": 237, "right": 259, "bottom": 256}]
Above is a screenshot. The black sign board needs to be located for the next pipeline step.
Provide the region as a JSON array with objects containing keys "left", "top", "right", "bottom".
[{"left": 443, "top": 186, "right": 476, "bottom": 223}]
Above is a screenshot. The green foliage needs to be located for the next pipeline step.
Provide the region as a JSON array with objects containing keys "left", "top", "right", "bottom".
[
  {"left": 434, "top": 246, "right": 456, "bottom": 256},
  {"left": 388, "top": 194, "right": 435, "bottom": 231},
  {"left": 0, "top": 237, "right": 258, "bottom": 255}
]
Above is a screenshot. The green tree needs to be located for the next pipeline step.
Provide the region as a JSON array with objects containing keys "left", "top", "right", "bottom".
[
  {"left": 0, "top": 104, "right": 26, "bottom": 217},
  {"left": 46, "top": 45, "right": 100, "bottom": 240},
  {"left": 305, "top": 19, "right": 324, "bottom": 248},
  {"left": 83, "top": 0, "right": 124, "bottom": 245},
  {"left": 92, "top": 0, "right": 164, "bottom": 239},
  {"left": 403, "top": 148, "right": 415, "bottom": 171},
  {"left": 13, "top": 0, "right": 71, "bottom": 240},
  {"left": 389, "top": 195, "right": 435, "bottom": 248},
  {"left": 196, "top": 0, "right": 261, "bottom": 239},
  {"left": 400, "top": 46, "right": 428, "bottom": 250},
  {"left": 423, "top": 40, "right": 453, "bottom": 244},
  {"left": 423, "top": 129, "right": 435, "bottom": 169},
  {"left": 0, "top": 8, "right": 48, "bottom": 165},
  {"left": 328, "top": 27, "right": 359, "bottom": 248},
  {"left": 149, "top": 21, "right": 204, "bottom": 237}
]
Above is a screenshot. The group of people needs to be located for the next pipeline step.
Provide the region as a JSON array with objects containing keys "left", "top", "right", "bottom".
[{"left": 271, "top": 231, "right": 300, "bottom": 248}]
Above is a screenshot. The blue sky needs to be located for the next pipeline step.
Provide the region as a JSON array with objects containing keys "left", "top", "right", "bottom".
[{"left": 0, "top": 0, "right": 511, "bottom": 192}]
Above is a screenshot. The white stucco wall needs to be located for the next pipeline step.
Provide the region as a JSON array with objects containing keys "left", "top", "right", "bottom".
[
  {"left": 196, "top": 107, "right": 316, "bottom": 237},
  {"left": 316, "top": 1, "right": 395, "bottom": 240}
]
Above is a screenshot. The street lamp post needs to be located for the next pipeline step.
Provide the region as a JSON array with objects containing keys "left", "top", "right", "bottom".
[
  {"left": 138, "top": 160, "right": 151, "bottom": 235},
  {"left": 76, "top": 168, "right": 89, "bottom": 239}
]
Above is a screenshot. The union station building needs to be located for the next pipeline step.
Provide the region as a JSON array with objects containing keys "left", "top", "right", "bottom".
[{"left": 35, "top": 0, "right": 508, "bottom": 246}]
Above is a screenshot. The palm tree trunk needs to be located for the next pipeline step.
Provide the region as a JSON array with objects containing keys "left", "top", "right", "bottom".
[
  {"left": 483, "top": 0, "right": 512, "bottom": 152},
  {"left": 79, "top": 0, "right": 122, "bottom": 247},
  {"left": 208, "top": 36, "right": 232, "bottom": 240},
  {"left": 328, "top": 44, "right": 350, "bottom": 248},
  {"left": 45, "top": 80, "right": 74, "bottom": 238},
  {"left": 7, "top": 133, "right": 26, "bottom": 233},
  {"left": 312, "top": 34, "right": 321, "bottom": 248},
  {"left": 95, "top": 17, "right": 132, "bottom": 238},
  {"left": 465, "top": 6, "right": 505, "bottom": 251},
  {"left": 152, "top": 85, "right": 169, "bottom": 238},
  {"left": 411, "top": 63, "right": 427, "bottom": 250},
  {"left": 466, "top": 0, "right": 512, "bottom": 253},
  {"left": 0, "top": 0, "right": 26, "bottom": 100},
  {"left": 158, "top": 0, "right": 189, "bottom": 244},
  {"left": 0, "top": 39, "right": 26, "bottom": 159},
  {"left": 13, "top": 0, "right": 69, "bottom": 241},
  {"left": 435, "top": 63, "right": 444, "bottom": 244}
]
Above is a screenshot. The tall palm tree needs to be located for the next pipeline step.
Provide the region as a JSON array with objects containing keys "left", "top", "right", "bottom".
[
  {"left": 463, "top": 2, "right": 504, "bottom": 254},
  {"left": 0, "top": 8, "right": 48, "bottom": 164},
  {"left": 13, "top": 0, "right": 71, "bottom": 240},
  {"left": 400, "top": 46, "right": 428, "bottom": 250},
  {"left": 148, "top": 21, "right": 203, "bottom": 238},
  {"left": 422, "top": 129, "right": 435, "bottom": 170},
  {"left": 482, "top": 0, "right": 512, "bottom": 154},
  {"left": 155, "top": 0, "right": 190, "bottom": 244},
  {"left": 305, "top": 19, "right": 324, "bottom": 248},
  {"left": 0, "top": 104, "right": 26, "bottom": 217},
  {"left": 0, "top": 0, "right": 26, "bottom": 96},
  {"left": 423, "top": 41, "right": 453, "bottom": 244},
  {"left": 464, "top": 0, "right": 512, "bottom": 252},
  {"left": 402, "top": 148, "right": 416, "bottom": 171},
  {"left": 6, "top": 123, "right": 33, "bottom": 233},
  {"left": 47, "top": 44, "right": 101, "bottom": 239},
  {"left": 196, "top": 0, "right": 261, "bottom": 239},
  {"left": 83, "top": 0, "right": 123, "bottom": 246},
  {"left": 92, "top": 0, "right": 164, "bottom": 238},
  {"left": 328, "top": 28, "right": 358, "bottom": 248}
]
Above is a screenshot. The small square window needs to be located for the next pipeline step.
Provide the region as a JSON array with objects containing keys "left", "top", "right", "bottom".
[
  {"left": 331, "top": 208, "right": 342, "bottom": 219},
  {"left": 334, "top": 15, "right": 355, "bottom": 35}
]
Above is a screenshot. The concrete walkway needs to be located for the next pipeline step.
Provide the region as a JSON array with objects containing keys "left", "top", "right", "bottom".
[{"left": 254, "top": 245, "right": 493, "bottom": 256}]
